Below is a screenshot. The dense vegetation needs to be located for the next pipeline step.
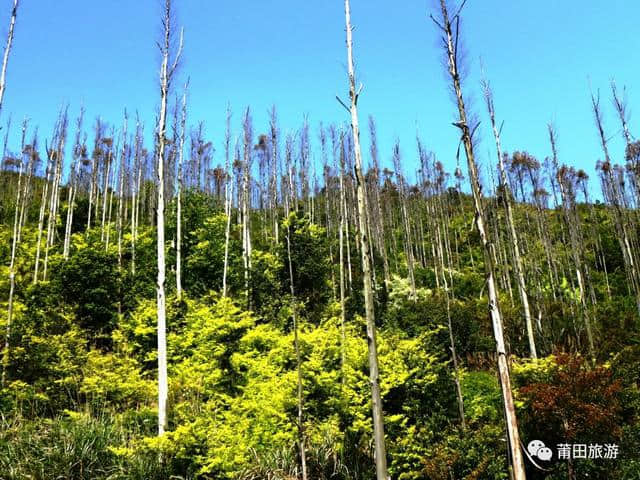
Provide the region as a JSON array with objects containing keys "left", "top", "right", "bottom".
[
  {"left": 1, "top": 179, "right": 639, "bottom": 480},
  {"left": 1, "top": 1, "right": 640, "bottom": 479}
]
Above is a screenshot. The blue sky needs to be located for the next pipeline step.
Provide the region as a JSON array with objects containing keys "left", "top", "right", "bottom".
[{"left": 1, "top": 0, "right": 639, "bottom": 194}]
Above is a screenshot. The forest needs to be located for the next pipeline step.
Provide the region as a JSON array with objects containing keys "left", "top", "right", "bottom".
[{"left": 0, "top": 0, "right": 639, "bottom": 479}]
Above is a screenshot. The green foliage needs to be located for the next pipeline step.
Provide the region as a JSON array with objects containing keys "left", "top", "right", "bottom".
[
  {"left": 81, "top": 350, "right": 155, "bottom": 411},
  {"left": 280, "top": 213, "right": 331, "bottom": 320},
  {"left": 461, "top": 370, "right": 502, "bottom": 425},
  {"left": 184, "top": 213, "right": 242, "bottom": 297},
  {"left": 2, "top": 284, "right": 87, "bottom": 415},
  {"left": 51, "top": 245, "right": 121, "bottom": 344},
  {"left": 2, "top": 179, "right": 640, "bottom": 480},
  {"left": 421, "top": 425, "right": 508, "bottom": 480},
  {"left": 0, "top": 412, "right": 189, "bottom": 480}
]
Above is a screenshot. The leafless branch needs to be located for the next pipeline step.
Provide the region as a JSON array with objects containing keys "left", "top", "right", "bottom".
[
  {"left": 169, "top": 27, "right": 184, "bottom": 78},
  {"left": 336, "top": 95, "right": 350, "bottom": 113},
  {"left": 429, "top": 14, "right": 445, "bottom": 31}
]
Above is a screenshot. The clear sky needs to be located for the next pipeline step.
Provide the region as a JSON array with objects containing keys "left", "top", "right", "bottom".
[{"left": 1, "top": 0, "right": 639, "bottom": 194}]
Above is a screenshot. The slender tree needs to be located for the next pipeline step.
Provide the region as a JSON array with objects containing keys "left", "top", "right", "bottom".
[
  {"left": 482, "top": 78, "right": 537, "bottom": 358},
  {"left": 241, "top": 108, "right": 253, "bottom": 308},
  {"left": 155, "top": 0, "right": 183, "bottom": 435},
  {"left": 341, "top": 1, "right": 389, "bottom": 477},
  {"left": 284, "top": 210, "right": 308, "bottom": 480},
  {"left": 392, "top": 140, "right": 417, "bottom": 299},
  {"left": 0, "top": 0, "right": 19, "bottom": 117},
  {"left": 63, "top": 107, "right": 85, "bottom": 259},
  {"left": 176, "top": 81, "right": 187, "bottom": 300},
  {"left": 2, "top": 116, "right": 27, "bottom": 386},
  {"left": 431, "top": 2, "right": 527, "bottom": 478},
  {"left": 116, "top": 110, "right": 128, "bottom": 316},
  {"left": 222, "top": 107, "right": 233, "bottom": 298},
  {"left": 591, "top": 91, "right": 640, "bottom": 315}
]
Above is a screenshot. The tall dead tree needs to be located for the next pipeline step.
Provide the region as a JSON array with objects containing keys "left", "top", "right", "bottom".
[
  {"left": 241, "top": 108, "right": 253, "bottom": 308},
  {"left": 176, "top": 82, "right": 187, "bottom": 300},
  {"left": 155, "top": 0, "right": 183, "bottom": 436},
  {"left": 0, "top": 0, "right": 18, "bottom": 117},
  {"left": 87, "top": 119, "right": 103, "bottom": 230},
  {"left": 33, "top": 130, "right": 54, "bottom": 283},
  {"left": 269, "top": 107, "right": 280, "bottom": 244},
  {"left": 2, "top": 117, "right": 27, "bottom": 386},
  {"left": 482, "top": 79, "right": 537, "bottom": 359},
  {"left": 116, "top": 111, "right": 128, "bottom": 314},
  {"left": 341, "top": 1, "right": 389, "bottom": 478},
  {"left": 63, "top": 108, "right": 85, "bottom": 259},
  {"left": 591, "top": 91, "right": 640, "bottom": 316},
  {"left": 222, "top": 107, "right": 233, "bottom": 298},
  {"left": 284, "top": 212, "right": 308, "bottom": 480},
  {"left": 43, "top": 107, "right": 68, "bottom": 281},
  {"left": 368, "top": 116, "right": 390, "bottom": 286},
  {"left": 130, "top": 116, "right": 143, "bottom": 275},
  {"left": 392, "top": 140, "right": 417, "bottom": 299},
  {"left": 431, "top": 2, "right": 527, "bottom": 478},
  {"left": 336, "top": 128, "right": 348, "bottom": 378},
  {"left": 100, "top": 133, "right": 114, "bottom": 243},
  {"left": 551, "top": 138, "right": 596, "bottom": 359}
]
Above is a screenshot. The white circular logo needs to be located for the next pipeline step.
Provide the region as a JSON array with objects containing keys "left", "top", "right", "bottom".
[{"left": 528, "top": 440, "right": 553, "bottom": 461}]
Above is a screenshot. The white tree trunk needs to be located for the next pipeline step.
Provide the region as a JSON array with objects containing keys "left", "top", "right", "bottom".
[
  {"left": 483, "top": 80, "right": 537, "bottom": 359},
  {"left": 0, "top": 0, "right": 18, "bottom": 117},
  {"left": 176, "top": 84, "right": 187, "bottom": 300},
  {"left": 434, "top": 2, "right": 526, "bottom": 478},
  {"left": 343, "top": 1, "right": 389, "bottom": 478},
  {"left": 3, "top": 129, "right": 24, "bottom": 385},
  {"left": 155, "top": 0, "right": 182, "bottom": 436},
  {"left": 222, "top": 108, "right": 233, "bottom": 298}
]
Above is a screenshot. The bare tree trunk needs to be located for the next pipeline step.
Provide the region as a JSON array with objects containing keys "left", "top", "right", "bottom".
[
  {"left": 222, "top": 107, "right": 233, "bottom": 298},
  {"left": 337, "top": 130, "right": 348, "bottom": 380},
  {"left": 33, "top": 146, "right": 52, "bottom": 283},
  {"left": 436, "top": 187, "right": 466, "bottom": 429},
  {"left": 343, "top": 1, "right": 389, "bottom": 477},
  {"left": 2, "top": 118, "right": 26, "bottom": 386},
  {"left": 131, "top": 117, "right": 143, "bottom": 276},
  {"left": 176, "top": 83, "right": 187, "bottom": 300},
  {"left": 116, "top": 111, "right": 128, "bottom": 317},
  {"left": 101, "top": 146, "right": 112, "bottom": 243},
  {"left": 432, "top": 3, "right": 526, "bottom": 478},
  {"left": 155, "top": 0, "right": 182, "bottom": 436},
  {"left": 105, "top": 138, "right": 117, "bottom": 252},
  {"left": 393, "top": 141, "right": 417, "bottom": 299},
  {"left": 43, "top": 111, "right": 68, "bottom": 281},
  {"left": 368, "top": 117, "right": 390, "bottom": 286},
  {"left": 483, "top": 79, "right": 537, "bottom": 359},
  {"left": 607, "top": 84, "right": 640, "bottom": 314},
  {"left": 0, "top": 0, "right": 18, "bottom": 117},
  {"left": 87, "top": 120, "right": 102, "bottom": 230},
  {"left": 63, "top": 108, "right": 84, "bottom": 259},
  {"left": 341, "top": 142, "right": 354, "bottom": 293},
  {"left": 549, "top": 127, "right": 595, "bottom": 359},
  {"left": 269, "top": 107, "right": 280, "bottom": 245},
  {"left": 242, "top": 108, "right": 253, "bottom": 308},
  {"left": 285, "top": 212, "right": 308, "bottom": 480}
]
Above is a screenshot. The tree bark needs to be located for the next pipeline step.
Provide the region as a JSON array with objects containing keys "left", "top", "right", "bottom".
[
  {"left": 155, "top": 0, "right": 182, "bottom": 436},
  {"left": 176, "top": 83, "right": 187, "bottom": 300},
  {"left": 483, "top": 80, "right": 537, "bottom": 358},
  {"left": 285, "top": 212, "right": 308, "bottom": 480},
  {"left": 343, "top": 1, "right": 389, "bottom": 478},
  {"left": 433, "top": 2, "right": 526, "bottom": 478},
  {"left": 222, "top": 106, "right": 233, "bottom": 298},
  {"left": 0, "top": 0, "right": 18, "bottom": 117},
  {"left": 2, "top": 118, "right": 26, "bottom": 386}
]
